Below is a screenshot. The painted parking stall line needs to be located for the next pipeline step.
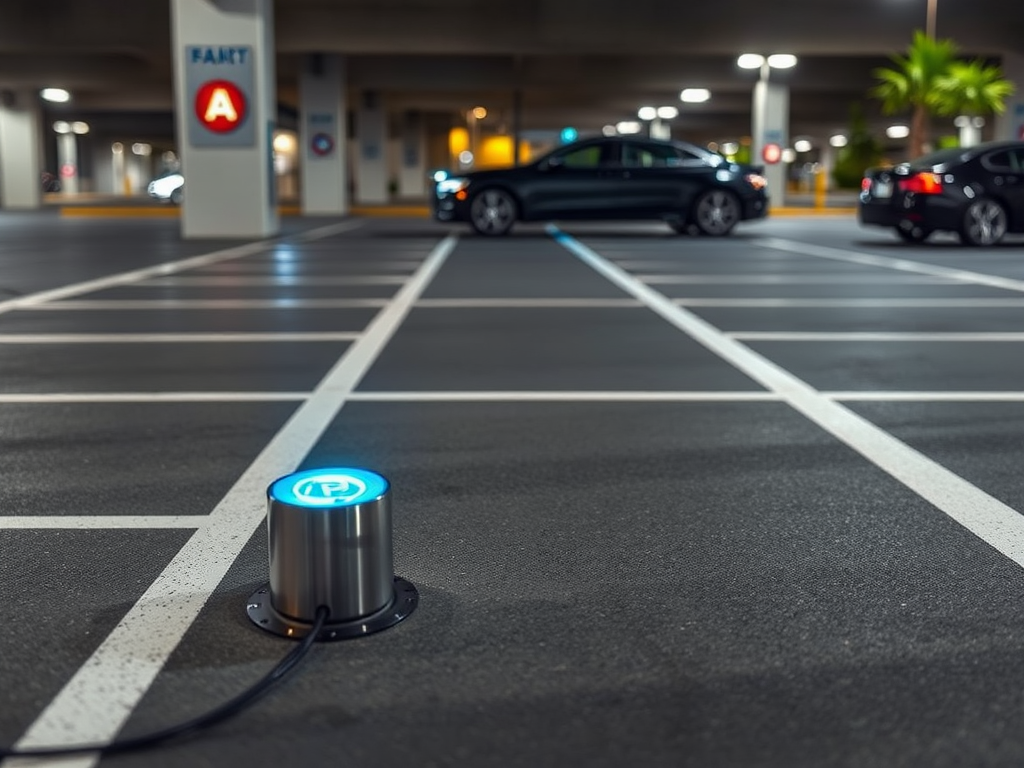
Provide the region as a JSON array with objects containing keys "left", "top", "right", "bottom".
[
  {"left": 0, "top": 220, "right": 364, "bottom": 317},
  {"left": 756, "top": 237, "right": 1024, "bottom": 294},
  {"left": 0, "top": 333, "right": 361, "bottom": 344},
  {"left": 3, "top": 233, "right": 457, "bottom": 766},
  {"left": 549, "top": 225, "right": 1024, "bottom": 571}
]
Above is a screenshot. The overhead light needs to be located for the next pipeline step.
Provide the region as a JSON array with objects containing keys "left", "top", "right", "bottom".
[
  {"left": 52, "top": 121, "right": 71, "bottom": 134},
  {"left": 829, "top": 134, "right": 849, "bottom": 148},
  {"left": 131, "top": 142, "right": 152, "bottom": 156},
  {"left": 602, "top": 124, "right": 617, "bottom": 137},
  {"left": 767, "top": 54, "right": 798, "bottom": 69},
  {"left": 721, "top": 141, "right": 739, "bottom": 155},
  {"left": 615, "top": 120, "right": 642, "bottom": 135},
  {"left": 656, "top": 106, "right": 678, "bottom": 120},
  {"left": 471, "top": 106, "right": 487, "bottom": 120},
  {"left": 680, "top": 88, "right": 711, "bottom": 103},
  {"left": 886, "top": 124, "right": 910, "bottom": 139},
  {"left": 793, "top": 139, "right": 812, "bottom": 153},
  {"left": 637, "top": 106, "right": 657, "bottom": 121},
  {"left": 737, "top": 53, "right": 765, "bottom": 69},
  {"left": 272, "top": 133, "right": 295, "bottom": 152},
  {"left": 781, "top": 148, "right": 797, "bottom": 163},
  {"left": 41, "top": 88, "right": 70, "bottom": 103},
  {"left": 71, "top": 121, "right": 89, "bottom": 134}
]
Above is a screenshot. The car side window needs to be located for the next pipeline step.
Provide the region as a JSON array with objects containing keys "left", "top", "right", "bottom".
[
  {"left": 622, "top": 143, "right": 702, "bottom": 168},
  {"left": 558, "top": 146, "right": 603, "bottom": 169},
  {"left": 982, "top": 150, "right": 1019, "bottom": 172}
]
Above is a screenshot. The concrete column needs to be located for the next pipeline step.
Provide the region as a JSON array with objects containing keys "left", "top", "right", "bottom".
[
  {"left": 0, "top": 90, "right": 42, "bottom": 208},
  {"left": 995, "top": 53, "right": 1024, "bottom": 141},
  {"left": 299, "top": 53, "right": 347, "bottom": 215},
  {"left": 649, "top": 118, "right": 671, "bottom": 141},
  {"left": 752, "top": 77, "right": 788, "bottom": 207},
  {"left": 171, "top": 0, "right": 278, "bottom": 238},
  {"left": 56, "top": 133, "right": 79, "bottom": 195},
  {"left": 397, "top": 110, "right": 426, "bottom": 199},
  {"left": 355, "top": 90, "right": 388, "bottom": 204}
]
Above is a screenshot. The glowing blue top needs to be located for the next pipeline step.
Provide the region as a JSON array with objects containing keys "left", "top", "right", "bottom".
[{"left": 269, "top": 468, "right": 389, "bottom": 508}]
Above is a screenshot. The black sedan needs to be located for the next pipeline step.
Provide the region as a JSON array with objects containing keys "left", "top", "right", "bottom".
[
  {"left": 859, "top": 140, "right": 1024, "bottom": 246},
  {"left": 433, "top": 136, "right": 769, "bottom": 236}
]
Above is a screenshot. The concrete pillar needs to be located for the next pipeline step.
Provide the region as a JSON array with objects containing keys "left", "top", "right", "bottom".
[
  {"left": 355, "top": 90, "right": 388, "bottom": 205},
  {"left": 397, "top": 110, "right": 426, "bottom": 199},
  {"left": 995, "top": 53, "right": 1024, "bottom": 141},
  {"left": 171, "top": 0, "right": 278, "bottom": 238},
  {"left": 752, "top": 77, "right": 788, "bottom": 207},
  {"left": 56, "top": 133, "right": 79, "bottom": 195},
  {"left": 0, "top": 90, "right": 42, "bottom": 209},
  {"left": 299, "top": 54, "right": 347, "bottom": 215},
  {"left": 649, "top": 118, "right": 671, "bottom": 141}
]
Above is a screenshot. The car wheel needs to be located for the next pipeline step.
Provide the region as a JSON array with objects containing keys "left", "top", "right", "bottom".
[
  {"left": 895, "top": 222, "right": 931, "bottom": 243},
  {"left": 959, "top": 198, "right": 1007, "bottom": 246},
  {"left": 469, "top": 188, "right": 517, "bottom": 236},
  {"left": 691, "top": 190, "right": 740, "bottom": 236},
  {"left": 170, "top": 187, "right": 183, "bottom": 205}
]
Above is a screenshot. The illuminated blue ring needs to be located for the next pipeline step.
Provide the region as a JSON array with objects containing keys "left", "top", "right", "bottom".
[{"left": 269, "top": 467, "right": 389, "bottom": 508}]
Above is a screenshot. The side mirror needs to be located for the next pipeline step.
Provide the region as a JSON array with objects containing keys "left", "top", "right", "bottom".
[{"left": 543, "top": 156, "right": 565, "bottom": 172}]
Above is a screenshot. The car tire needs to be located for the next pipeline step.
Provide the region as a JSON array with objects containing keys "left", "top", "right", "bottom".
[
  {"left": 959, "top": 198, "right": 1007, "bottom": 246},
  {"left": 469, "top": 188, "right": 517, "bottom": 236},
  {"left": 895, "top": 222, "right": 931, "bottom": 243},
  {"left": 690, "top": 190, "right": 740, "bottom": 236}
]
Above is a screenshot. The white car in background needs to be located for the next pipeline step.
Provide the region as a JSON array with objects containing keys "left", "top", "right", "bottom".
[{"left": 147, "top": 172, "right": 184, "bottom": 204}]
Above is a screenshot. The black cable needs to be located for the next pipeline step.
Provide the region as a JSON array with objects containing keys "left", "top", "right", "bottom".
[{"left": 0, "top": 605, "right": 330, "bottom": 759}]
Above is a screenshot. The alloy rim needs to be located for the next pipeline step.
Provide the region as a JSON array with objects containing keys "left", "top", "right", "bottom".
[
  {"left": 471, "top": 190, "right": 514, "bottom": 233},
  {"left": 696, "top": 191, "right": 739, "bottom": 234},
  {"left": 966, "top": 201, "right": 1007, "bottom": 245}
]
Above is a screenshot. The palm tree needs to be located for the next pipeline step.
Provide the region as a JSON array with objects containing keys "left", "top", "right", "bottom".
[
  {"left": 933, "top": 59, "right": 1016, "bottom": 145},
  {"left": 871, "top": 31, "right": 959, "bottom": 158}
]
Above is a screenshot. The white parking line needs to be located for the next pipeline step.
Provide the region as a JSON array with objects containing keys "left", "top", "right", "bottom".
[
  {"left": 552, "top": 227, "right": 1024, "bottom": 571},
  {"left": 757, "top": 237, "right": 1024, "bottom": 294},
  {"left": 673, "top": 298, "right": 1024, "bottom": 307},
  {"left": 3, "top": 233, "right": 457, "bottom": 765},
  {"left": 136, "top": 275, "right": 408, "bottom": 286},
  {"left": 415, "top": 298, "right": 643, "bottom": 308},
  {"left": 25, "top": 299, "right": 389, "bottom": 310},
  {"left": 0, "top": 516, "right": 207, "bottom": 530},
  {"left": 346, "top": 391, "right": 779, "bottom": 401},
  {"left": 0, "top": 393, "right": 310, "bottom": 403},
  {"left": 827, "top": 391, "right": 1024, "bottom": 402},
  {"left": 730, "top": 332, "right": 1024, "bottom": 342},
  {"left": 0, "top": 220, "right": 365, "bottom": 316},
  {"left": 0, "top": 333, "right": 359, "bottom": 344},
  {"left": 638, "top": 273, "right": 960, "bottom": 284}
]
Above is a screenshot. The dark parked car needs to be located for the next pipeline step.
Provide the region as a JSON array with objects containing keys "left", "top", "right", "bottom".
[
  {"left": 433, "top": 136, "right": 769, "bottom": 236},
  {"left": 859, "top": 140, "right": 1024, "bottom": 246}
]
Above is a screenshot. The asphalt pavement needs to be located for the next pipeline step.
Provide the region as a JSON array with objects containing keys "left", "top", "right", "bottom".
[{"left": 3, "top": 210, "right": 1024, "bottom": 768}]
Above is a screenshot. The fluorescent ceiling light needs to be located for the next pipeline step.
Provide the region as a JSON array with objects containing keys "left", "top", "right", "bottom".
[
  {"left": 637, "top": 106, "right": 657, "bottom": 121},
  {"left": 737, "top": 54, "right": 764, "bottom": 69},
  {"left": 656, "top": 106, "right": 678, "bottom": 119},
  {"left": 41, "top": 88, "right": 70, "bottom": 103},
  {"left": 767, "top": 54, "right": 798, "bottom": 69},
  {"left": 680, "top": 88, "right": 711, "bottom": 103}
]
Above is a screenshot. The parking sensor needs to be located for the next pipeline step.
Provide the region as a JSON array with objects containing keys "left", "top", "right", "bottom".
[{"left": 247, "top": 467, "right": 418, "bottom": 641}]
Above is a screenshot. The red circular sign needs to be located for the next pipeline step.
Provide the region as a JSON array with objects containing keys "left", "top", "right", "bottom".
[
  {"left": 60, "top": 163, "right": 76, "bottom": 178},
  {"left": 194, "top": 80, "right": 247, "bottom": 134},
  {"left": 762, "top": 143, "right": 782, "bottom": 165}
]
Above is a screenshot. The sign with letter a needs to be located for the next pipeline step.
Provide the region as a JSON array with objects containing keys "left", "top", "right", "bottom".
[{"left": 185, "top": 45, "right": 256, "bottom": 147}]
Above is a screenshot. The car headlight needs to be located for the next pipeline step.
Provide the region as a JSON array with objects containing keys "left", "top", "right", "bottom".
[
  {"left": 745, "top": 173, "right": 768, "bottom": 190},
  {"left": 436, "top": 177, "right": 470, "bottom": 195}
]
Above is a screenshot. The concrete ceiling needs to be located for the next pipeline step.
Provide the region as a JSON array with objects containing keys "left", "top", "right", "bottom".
[{"left": 3, "top": 0, "right": 1021, "bottom": 144}]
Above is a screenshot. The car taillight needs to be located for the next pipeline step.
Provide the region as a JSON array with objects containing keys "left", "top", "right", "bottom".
[
  {"left": 861, "top": 177, "right": 872, "bottom": 192},
  {"left": 897, "top": 172, "right": 943, "bottom": 194}
]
